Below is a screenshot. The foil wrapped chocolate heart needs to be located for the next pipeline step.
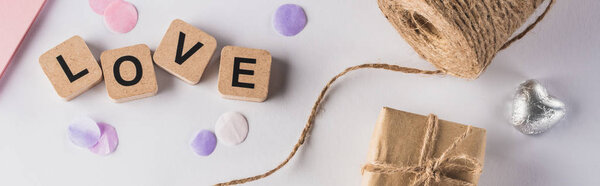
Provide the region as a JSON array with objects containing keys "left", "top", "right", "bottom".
[{"left": 511, "top": 80, "right": 566, "bottom": 135}]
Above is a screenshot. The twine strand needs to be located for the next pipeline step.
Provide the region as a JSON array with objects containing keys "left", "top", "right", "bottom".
[
  {"left": 215, "top": 64, "right": 443, "bottom": 186},
  {"left": 500, "top": 0, "right": 555, "bottom": 50},
  {"left": 215, "top": 1, "right": 554, "bottom": 184}
]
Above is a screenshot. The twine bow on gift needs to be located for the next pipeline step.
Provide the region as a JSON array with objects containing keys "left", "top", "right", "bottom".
[{"left": 361, "top": 114, "right": 482, "bottom": 186}]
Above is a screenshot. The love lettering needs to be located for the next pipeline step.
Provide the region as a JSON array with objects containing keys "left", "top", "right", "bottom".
[{"left": 39, "top": 19, "right": 271, "bottom": 103}]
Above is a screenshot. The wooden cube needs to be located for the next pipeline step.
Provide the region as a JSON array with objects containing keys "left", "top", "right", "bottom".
[
  {"left": 153, "top": 19, "right": 217, "bottom": 84},
  {"left": 39, "top": 36, "right": 103, "bottom": 101},
  {"left": 100, "top": 44, "right": 157, "bottom": 103},
  {"left": 218, "top": 46, "right": 271, "bottom": 102}
]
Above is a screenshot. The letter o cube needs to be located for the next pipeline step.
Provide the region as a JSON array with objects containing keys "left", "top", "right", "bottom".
[{"left": 100, "top": 44, "right": 158, "bottom": 103}]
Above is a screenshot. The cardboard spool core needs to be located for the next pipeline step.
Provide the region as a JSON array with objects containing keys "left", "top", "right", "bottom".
[
  {"left": 388, "top": 2, "right": 479, "bottom": 79},
  {"left": 404, "top": 12, "right": 440, "bottom": 41}
]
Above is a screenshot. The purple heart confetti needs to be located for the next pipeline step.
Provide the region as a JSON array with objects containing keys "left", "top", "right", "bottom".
[
  {"left": 68, "top": 117, "right": 101, "bottom": 148},
  {"left": 190, "top": 130, "right": 217, "bottom": 156},
  {"left": 89, "top": 122, "right": 119, "bottom": 155},
  {"left": 273, "top": 4, "right": 307, "bottom": 37}
]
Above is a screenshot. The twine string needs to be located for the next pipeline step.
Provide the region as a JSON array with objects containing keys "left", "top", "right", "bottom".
[
  {"left": 215, "top": 1, "right": 553, "bottom": 185},
  {"left": 500, "top": 0, "right": 555, "bottom": 50},
  {"left": 215, "top": 65, "right": 443, "bottom": 186}
]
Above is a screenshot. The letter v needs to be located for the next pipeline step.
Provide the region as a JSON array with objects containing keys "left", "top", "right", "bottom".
[{"left": 175, "top": 32, "right": 204, "bottom": 65}]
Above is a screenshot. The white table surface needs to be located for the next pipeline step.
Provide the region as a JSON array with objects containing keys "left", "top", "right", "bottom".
[{"left": 1, "top": 0, "right": 599, "bottom": 185}]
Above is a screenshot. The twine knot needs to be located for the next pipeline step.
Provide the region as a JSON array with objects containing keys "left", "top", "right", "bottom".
[
  {"left": 420, "top": 160, "right": 441, "bottom": 182},
  {"left": 361, "top": 114, "right": 482, "bottom": 186}
]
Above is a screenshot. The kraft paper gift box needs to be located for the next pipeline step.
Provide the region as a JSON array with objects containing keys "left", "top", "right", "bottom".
[{"left": 361, "top": 107, "right": 486, "bottom": 186}]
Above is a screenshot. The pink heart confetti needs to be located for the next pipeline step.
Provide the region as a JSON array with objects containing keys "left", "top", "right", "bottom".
[
  {"left": 103, "top": 0, "right": 138, "bottom": 33},
  {"left": 89, "top": 0, "right": 120, "bottom": 15}
]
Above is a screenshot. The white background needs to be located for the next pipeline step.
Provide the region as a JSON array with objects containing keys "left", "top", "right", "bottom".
[{"left": 1, "top": 0, "right": 599, "bottom": 185}]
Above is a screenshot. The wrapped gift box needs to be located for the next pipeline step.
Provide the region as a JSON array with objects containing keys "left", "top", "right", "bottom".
[{"left": 361, "top": 107, "right": 486, "bottom": 186}]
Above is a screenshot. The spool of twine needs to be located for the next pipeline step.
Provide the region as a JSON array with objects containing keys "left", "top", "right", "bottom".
[
  {"left": 216, "top": 1, "right": 554, "bottom": 185},
  {"left": 378, "top": 0, "right": 548, "bottom": 79}
]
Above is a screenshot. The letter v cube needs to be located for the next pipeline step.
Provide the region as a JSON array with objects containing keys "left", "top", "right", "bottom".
[{"left": 153, "top": 19, "right": 217, "bottom": 84}]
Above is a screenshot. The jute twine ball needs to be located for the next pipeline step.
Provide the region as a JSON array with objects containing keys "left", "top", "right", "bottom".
[{"left": 378, "top": 0, "right": 545, "bottom": 79}]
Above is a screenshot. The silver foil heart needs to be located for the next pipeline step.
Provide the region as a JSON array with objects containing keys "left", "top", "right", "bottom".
[{"left": 511, "top": 80, "right": 566, "bottom": 135}]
